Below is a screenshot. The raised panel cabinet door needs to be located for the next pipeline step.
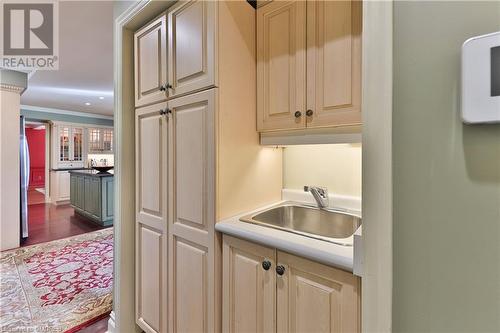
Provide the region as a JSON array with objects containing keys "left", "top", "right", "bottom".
[
  {"left": 84, "top": 177, "right": 101, "bottom": 219},
  {"left": 306, "top": 0, "right": 362, "bottom": 128},
  {"left": 135, "top": 16, "right": 168, "bottom": 107},
  {"left": 58, "top": 171, "right": 71, "bottom": 200},
  {"left": 76, "top": 176, "right": 84, "bottom": 209},
  {"left": 167, "top": 89, "right": 216, "bottom": 332},
  {"left": 135, "top": 102, "right": 169, "bottom": 333},
  {"left": 276, "top": 251, "right": 361, "bottom": 333},
  {"left": 167, "top": 0, "right": 216, "bottom": 98},
  {"left": 222, "top": 235, "right": 276, "bottom": 333},
  {"left": 70, "top": 175, "right": 76, "bottom": 206},
  {"left": 257, "top": 1, "right": 306, "bottom": 132}
]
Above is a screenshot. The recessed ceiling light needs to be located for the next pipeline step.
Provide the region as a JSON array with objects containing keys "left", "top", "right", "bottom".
[
  {"left": 85, "top": 102, "right": 91, "bottom": 106},
  {"left": 99, "top": 96, "right": 104, "bottom": 100}
]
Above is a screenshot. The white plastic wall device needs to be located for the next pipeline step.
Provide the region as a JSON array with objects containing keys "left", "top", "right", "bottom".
[{"left": 462, "top": 31, "right": 500, "bottom": 124}]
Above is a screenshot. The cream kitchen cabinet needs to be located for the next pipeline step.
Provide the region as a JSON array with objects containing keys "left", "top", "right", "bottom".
[
  {"left": 167, "top": 0, "right": 216, "bottom": 98},
  {"left": 222, "top": 235, "right": 276, "bottom": 333},
  {"left": 134, "top": 2, "right": 283, "bottom": 333},
  {"left": 256, "top": 0, "right": 306, "bottom": 132},
  {"left": 52, "top": 123, "right": 85, "bottom": 169},
  {"left": 50, "top": 170, "right": 71, "bottom": 204},
  {"left": 134, "top": 0, "right": 216, "bottom": 108},
  {"left": 135, "top": 101, "right": 169, "bottom": 333},
  {"left": 257, "top": 0, "right": 362, "bottom": 132},
  {"left": 222, "top": 235, "right": 361, "bottom": 333},
  {"left": 277, "top": 251, "right": 361, "bottom": 333},
  {"left": 88, "top": 127, "right": 113, "bottom": 153},
  {"left": 134, "top": 15, "right": 167, "bottom": 107}
]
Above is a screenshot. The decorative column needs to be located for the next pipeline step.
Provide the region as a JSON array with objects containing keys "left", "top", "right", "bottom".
[{"left": 0, "top": 69, "right": 27, "bottom": 250}]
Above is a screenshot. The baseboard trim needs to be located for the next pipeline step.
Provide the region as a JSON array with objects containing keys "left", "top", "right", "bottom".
[{"left": 106, "top": 311, "right": 116, "bottom": 333}]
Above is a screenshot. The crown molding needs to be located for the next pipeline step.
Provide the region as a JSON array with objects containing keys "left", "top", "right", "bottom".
[
  {"left": 21, "top": 104, "right": 114, "bottom": 120},
  {"left": 0, "top": 83, "right": 25, "bottom": 94}
]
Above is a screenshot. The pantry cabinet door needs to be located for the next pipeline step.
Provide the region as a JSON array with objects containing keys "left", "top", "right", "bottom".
[
  {"left": 222, "top": 235, "right": 276, "bottom": 333},
  {"left": 306, "top": 0, "right": 362, "bottom": 128},
  {"left": 135, "top": 102, "right": 169, "bottom": 333},
  {"left": 135, "top": 16, "right": 168, "bottom": 107},
  {"left": 257, "top": 1, "right": 306, "bottom": 132},
  {"left": 167, "top": 89, "right": 217, "bottom": 332},
  {"left": 167, "top": 0, "right": 216, "bottom": 98},
  {"left": 276, "top": 251, "right": 361, "bottom": 333}
]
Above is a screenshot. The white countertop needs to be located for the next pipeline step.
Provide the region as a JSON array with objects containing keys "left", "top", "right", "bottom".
[{"left": 215, "top": 199, "right": 360, "bottom": 273}]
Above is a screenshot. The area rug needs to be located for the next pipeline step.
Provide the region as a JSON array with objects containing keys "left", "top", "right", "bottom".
[{"left": 0, "top": 229, "right": 113, "bottom": 333}]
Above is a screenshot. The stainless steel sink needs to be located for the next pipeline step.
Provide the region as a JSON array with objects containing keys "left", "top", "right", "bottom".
[{"left": 240, "top": 202, "right": 361, "bottom": 246}]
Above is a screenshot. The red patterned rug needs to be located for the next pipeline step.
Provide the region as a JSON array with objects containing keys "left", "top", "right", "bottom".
[{"left": 0, "top": 229, "right": 113, "bottom": 332}]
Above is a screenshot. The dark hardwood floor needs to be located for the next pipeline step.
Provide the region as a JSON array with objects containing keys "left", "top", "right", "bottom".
[
  {"left": 78, "top": 315, "right": 109, "bottom": 333},
  {"left": 22, "top": 203, "right": 108, "bottom": 246},
  {"left": 28, "top": 188, "right": 46, "bottom": 205}
]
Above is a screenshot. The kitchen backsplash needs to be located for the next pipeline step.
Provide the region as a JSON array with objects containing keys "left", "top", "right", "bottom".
[
  {"left": 283, "top": 143, "right": 361, "bottom": 197},
  {"left": 88, "top": 154, "right": 114, "bottom": 166}
]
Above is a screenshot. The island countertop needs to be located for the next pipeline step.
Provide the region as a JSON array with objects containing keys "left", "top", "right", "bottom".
[{"left": 68, "top": 169, "right": 114, "bottom": 177}]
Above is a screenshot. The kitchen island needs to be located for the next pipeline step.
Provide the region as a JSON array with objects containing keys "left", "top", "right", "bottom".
[{"left": 69, "top": 170, "right": 114, "bottom": 226}]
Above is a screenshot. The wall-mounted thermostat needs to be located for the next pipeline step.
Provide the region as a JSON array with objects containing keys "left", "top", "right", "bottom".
[{"left": 462, "top": 31, "right": 500, "bottom": 124}]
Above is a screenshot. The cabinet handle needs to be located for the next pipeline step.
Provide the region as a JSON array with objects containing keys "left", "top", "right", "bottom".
[
  {"left": 276, "top": 265, "right": 285, "bottom": 276},
  {"left": 294, "top": 111, "right": 302, "bottom": 118},
  {"left": 159, "top": 83, "right": 172, "bottom": 91},
  {"left": 159, "top": 108, "right": 171, "bottom": 116},
  {"left": 262, "top": 260, "right": 272, "bottom": 271},
  {"left": 306, "top": 109, "right": 314, "bottom": 117}
]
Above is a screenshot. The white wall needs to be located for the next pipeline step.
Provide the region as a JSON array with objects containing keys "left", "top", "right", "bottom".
[
  {"left": 283, "top": 143, "right": 362, "bottom": 197},
  {"left": 0, "top": 89, "right": 21, "bottom": 250}
]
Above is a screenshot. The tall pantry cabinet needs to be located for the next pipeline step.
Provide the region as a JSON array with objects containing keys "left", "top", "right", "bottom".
[{"left": 133, "top": 2, "right": 282, "bottom": 333}]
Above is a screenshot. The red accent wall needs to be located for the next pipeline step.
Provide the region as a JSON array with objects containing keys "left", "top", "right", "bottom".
[{"left": 26, "top": 128, "right": 45, "bottom": 188}]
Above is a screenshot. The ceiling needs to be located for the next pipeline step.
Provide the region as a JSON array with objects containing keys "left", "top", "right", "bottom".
[{"left": 21, "top": 1, "right": 114, "bottom": 116}]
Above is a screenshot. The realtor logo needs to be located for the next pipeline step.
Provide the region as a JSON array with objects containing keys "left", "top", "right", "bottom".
[{"left": 1, "top": 1, "right": 59, "bottom": 70}]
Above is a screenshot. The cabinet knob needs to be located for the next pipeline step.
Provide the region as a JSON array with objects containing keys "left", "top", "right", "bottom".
[
  {"left": 262, "top": 260, "right": 272, "bottom": 271},
  {"left": 294, "top": 111, "right": 302, "bottom": 118},
  {"left": 276, "top": 265, "right": 285, "bottom": 276},
  {"left": 306, "top": 109, "right": 314, "bottom": 117}
]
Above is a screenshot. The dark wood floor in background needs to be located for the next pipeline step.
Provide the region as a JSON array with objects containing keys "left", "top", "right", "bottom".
[
  {"left": 22, "top": 203, "right": 108, "bottom": 247},
  {"left": 28, "top": 188, "right": 46, "bottom": 205}
]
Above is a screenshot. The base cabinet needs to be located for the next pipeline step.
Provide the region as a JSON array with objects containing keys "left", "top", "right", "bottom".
[
  {"left": 50, "top": 171, "right": 71, "bottom": 204},
  {"left": 222, "top": 235, "right": 276, "bottom": 333},
  {"left": 69, "top": 172, "right": 114, "bottom": 226},
  {"left": 222, "top": 235, "right": 361, "bottom": 333},
  {"left": 277, "top": 251, "right": 361, "bottom": 333}
]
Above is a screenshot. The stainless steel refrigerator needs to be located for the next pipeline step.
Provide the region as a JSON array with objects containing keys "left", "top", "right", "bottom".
[{"left": 20, "top": 116, "right": 29, "bottom": 239}]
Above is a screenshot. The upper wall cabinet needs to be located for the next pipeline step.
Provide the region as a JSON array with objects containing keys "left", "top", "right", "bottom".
[
  {"left": 257, "top": 1, "right": 306, "bottom": 132},
  {"left": 134, "top": 16, "right": 167, "bottom": 107},
  {"left": 134, "top": 1, "right": 216, "bottom": 108},
  {"left": 88, "top": 127, "right": 113, "bottom": 154},
  {"left": 52, "top": 124, "right": 85, "bottom": 169},
  {"left": 167, "top": 0, "right": 216, "bottom": 98},
  {"left": 257, "top": 0, "right": 362, "bottom": 132}
]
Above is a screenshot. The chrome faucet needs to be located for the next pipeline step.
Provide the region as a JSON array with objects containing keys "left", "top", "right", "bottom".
[{"left": 304, "top": 186, "right": 329, "bottom": 208}]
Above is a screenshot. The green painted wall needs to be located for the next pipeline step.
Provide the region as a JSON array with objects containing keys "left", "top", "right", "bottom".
[{"left": 393, "top": 2, "right": 500, "bottom": 332}]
